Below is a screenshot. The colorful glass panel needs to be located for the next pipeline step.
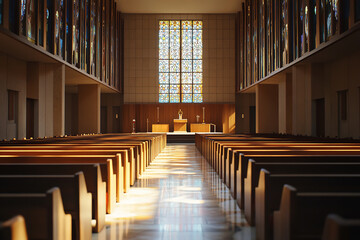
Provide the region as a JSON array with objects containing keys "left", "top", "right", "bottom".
[
  {"left": 193, "top": 60, "right": 202, "bottom": 72},
  {"left": 159, "top": 85, "right": 169, "bottom": 94},
  {"left": 182, "top": 94, "right": 192, "bottom": 103},
  {"left": 0, "top": 0, "right": 3, "bottom": 25},
  {"left": 193, "top": 21, "right": 202, "bottom": 30},
  {"left": 170, "top": 85, "right": 180, "bottom": 94},
  {"left": 182, "top": 21, "right": 192, "bottom": 30},
  {"left": 182, "top": 73, "right": 192, "bottom": 84},
  {"left": 182, "top": 60, "right": 192, "bottom": 72},
  {"left": 159, "top": 29, "right": 169, "bottom": 59},
  {"left": 170, "top": 73, "right": 180, "bottom": 84},
  {"left": 193, "top": 94, "right": 203, "bottom": 103},
  {"left": 170, "top": 94, "right": 180, "bottom": 103},
  {"left": 159, "top": 73, "right": 169, "bottom": 84},
  {"left": 170, "top": 60, "right": 180, "bottom": 72},
  {"left": 170, "top": 30, "right": 180, "bottom": 59},
  {"left": 182, "top": 85, "right": 192, "bottom": 94},
  {"left": 182, "top": 29, "right": 193, "bottom": 59},
  {"left": 159, "top": 60, "right": 169, "bottom": 72},
  {"left": 159, "top": 94, "right": 169, "bottom": 103},
  {"left": 193, "top": 73, "right": 202, "bottom": 84},
  {"left": 193, "top": 30, "right": 202, "bottom": 59},
  {"left": 193, "top": 85, "right": 202, "bottom": 94}
]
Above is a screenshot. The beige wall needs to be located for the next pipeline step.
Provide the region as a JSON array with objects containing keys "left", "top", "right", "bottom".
[
  {"left": 123, "top": 14, "right": 236, "bottom": 103},
  {"left": 237, "top": 50, "right": 360, "bottom": 139},
  {"left": 0, "top": 53, "right": 27, "bottom": 140},
  {"left": 0, "top": 53, "right": 66, "bottom": 140}
]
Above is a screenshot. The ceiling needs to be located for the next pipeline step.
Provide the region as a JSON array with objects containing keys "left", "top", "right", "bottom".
[{"left": 116, "top": 0, "right": 242, "bottom": 14}]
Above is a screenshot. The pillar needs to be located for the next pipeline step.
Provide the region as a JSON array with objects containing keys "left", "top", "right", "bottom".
[
  {"left": 256, "top": 84, "right": 279, "bottom": 133},
  {"left": 78, "top": 84, "right": 101, "bottom": 134}
]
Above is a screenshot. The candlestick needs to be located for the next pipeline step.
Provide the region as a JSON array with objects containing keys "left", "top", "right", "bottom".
[
  {"left": 157, "top": 107, "right": 159, "bottom": 123},
  {"left": 202, "top": 107, "right": 205, "bottom": 123}
]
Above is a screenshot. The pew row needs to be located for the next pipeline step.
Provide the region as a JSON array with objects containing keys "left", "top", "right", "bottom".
[
  {"left": 0, "top": 173, "right": 91, "bottom": 240},
  {"left": 0, "top": 215, "right": 28, "bottom": 240},
  {"left": 0, "top": 156, "right": 116, "bottom": 214},
  {"left": 273, "top": 185, "right": 360, "bottom": 240},
  {"left": 0, "top": 163, "right": 105, "bottom": 233},
  {"left": 322, "top": 214, "right": 360, "bottom": 240},
  {"left": 0, "top": 187, "right": 72, "bottom": 240},
  {"left": 256, "top": 170, "right": 360, "bottom": 240},
  {"left": 244, "top": 161, "right": 360, "bottom": 225}
]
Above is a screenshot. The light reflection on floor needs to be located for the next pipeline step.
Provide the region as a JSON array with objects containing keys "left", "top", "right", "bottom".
[{"left": 92, "top": 143, "right": 255, "bottom": 240}]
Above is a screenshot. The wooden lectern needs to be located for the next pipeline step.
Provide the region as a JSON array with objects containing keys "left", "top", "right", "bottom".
[{"left": 173, "top": 119, "right": 187, "bottom": 132}]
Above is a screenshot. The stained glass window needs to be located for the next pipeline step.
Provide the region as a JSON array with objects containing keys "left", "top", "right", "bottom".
[
  {"left": 0, "top": 0, "right": 3, "bottom": 25},
  {"left": 159, "top": 20, "right": 203, "bottom": 103}
]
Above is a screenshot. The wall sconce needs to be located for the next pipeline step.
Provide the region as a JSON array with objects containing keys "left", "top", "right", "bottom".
[{"left": 241, "top": 114, "right": 245, "bottom": 119}]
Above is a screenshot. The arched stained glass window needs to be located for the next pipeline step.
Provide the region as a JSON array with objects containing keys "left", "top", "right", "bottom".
[{"left": 159, "top": 20, "right": 203, "bottom": 103}]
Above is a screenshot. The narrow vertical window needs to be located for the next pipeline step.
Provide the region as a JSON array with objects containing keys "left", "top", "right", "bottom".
[
  {"left": 159, "top": 20, "right": 203, "bottom": 103},
  {"left": 0, "top": 0, "right": 3, "bottom": 25}
]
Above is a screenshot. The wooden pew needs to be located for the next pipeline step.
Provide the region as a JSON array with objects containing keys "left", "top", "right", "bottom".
[
  {"left": 0, "top": 148, "right": 131, "bottom": 199},
  {"left": 0, "top": 172, "right": 92, "bottom": 240},
  {"left": 244, "top": 161, "right": 360, "bottom": 225},
  {"left": 0, "top": 155, "right": 116, "bottom": 214},
  {"left": 0, "top": 187, "right": 72, "bottom": 240},
  {"left": 236, "top": 154, "right": 360, "bottom": 209},
  {"left": 0, "top": 215, "right": 28, "bottom": 240},
  {"left": 0, "top": 163, "right": 105, "bottom": 233},
  {"left": 273, "top": 185, "right": 360, "bottom": 240},
  {"left": 256, "top": 170, "right": 360, "bottom": 240},
  {"left": 322, "top": 214, "right": 360, "bottom": 240}
]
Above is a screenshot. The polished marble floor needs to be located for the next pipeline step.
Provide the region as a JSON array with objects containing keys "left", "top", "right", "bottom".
[{"left": 92, "top": 143, "right": 255, "bottom": 240}]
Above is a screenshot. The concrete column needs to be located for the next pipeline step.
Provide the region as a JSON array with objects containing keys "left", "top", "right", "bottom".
[
  {"left": 278, "top": 73, "right": 293, "bottom": 134},
  {"left": 292, "top": 65, "right": 312, "bottom": 136},
  {"left": 78, "top": 84, "right": 101, "bottom": 134},
  {"left": 256, "top": 84, "right": 279, "bottom": 133},
  {"left": 53, "top": 64, "right": 65, "bottom": 136}
]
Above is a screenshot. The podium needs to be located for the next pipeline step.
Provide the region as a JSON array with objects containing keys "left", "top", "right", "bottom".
[
  {"left": 173, "top": 119, "right": 187, "bottom": 132},
  {"left": 152, "top": 124, "right": 169, "bottom": 132},
  {"left": 190, "top": 123, "right": 211, "bottom": 132}
]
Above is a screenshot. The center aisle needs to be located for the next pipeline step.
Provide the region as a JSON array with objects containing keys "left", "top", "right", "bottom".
[{"left": 93, "top": 143, "right": 255, "bottom": 240}]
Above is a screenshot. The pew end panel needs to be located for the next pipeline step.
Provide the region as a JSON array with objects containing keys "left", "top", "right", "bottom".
[
  {"left": 322, "top": 214, "right": 360, "bottom": 240},
  {"left": 0, "top": 215, "right": 28, "bottom": 240},
  {"left": 273, "top": 185, "right": 297, "bottom": 240}
]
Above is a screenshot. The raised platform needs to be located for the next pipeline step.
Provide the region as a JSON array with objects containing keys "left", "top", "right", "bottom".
[{"left": 151, "top": 132, "right": 222, "bottom": 143}]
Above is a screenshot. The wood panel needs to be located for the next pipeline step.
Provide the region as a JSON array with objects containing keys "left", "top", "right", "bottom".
[{"left": 121, "top": 104, "right": 235, "bottom": 133}]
